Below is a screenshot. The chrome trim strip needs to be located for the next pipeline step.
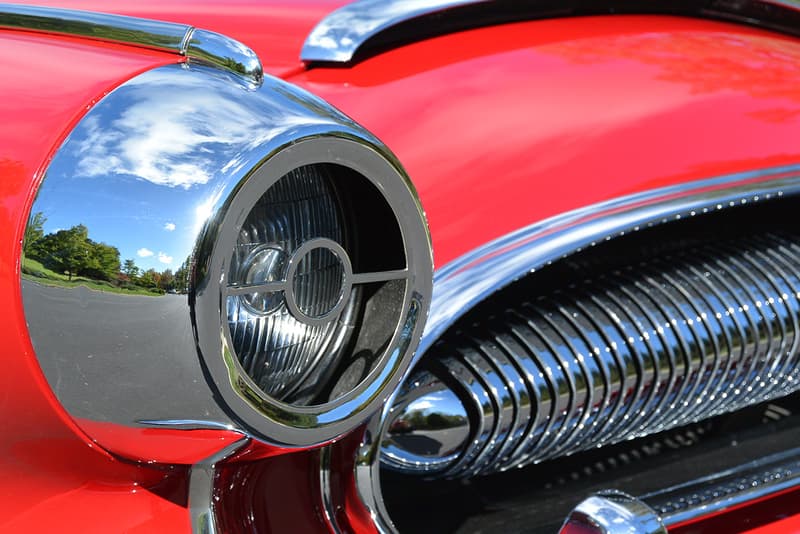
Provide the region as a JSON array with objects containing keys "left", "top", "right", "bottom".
[
  {"left": 319, "top": 447, "right": 343, "bottom": 534},
  {"left": 348, "top": 164, "right": 800, "bottom": 532},
  {"left": 302, "top": 0, "right": 483, "bottom": 63},
  {"left": 0, "top": 4, "right": 262, "bottom": 83},
  {"left": 560, "top": 491, "right": 667, "bottom": 534},
  {"left": 561, "top": 447, "right": 800, "bottom": 532},
  {"left": 137, "top": 419, "right": 238, "bottom": 431},
  {"left": 302, "top": 0, "right": 800, "bottom": 64},
  {"left": 189, "top": 439, "right": 249, "bottom": 534},
  {"left": 645, "top": 446, "right": 800, "bottom": 527},
  {"left": 0, "top": 3, "right": 187, "bottom": 50},
  {"left": 421, "top": 165, "right": 800, "bottom": 356}
]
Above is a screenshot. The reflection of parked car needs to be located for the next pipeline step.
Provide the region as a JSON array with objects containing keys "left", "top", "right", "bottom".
[{"left": 6, "top": 1, "right": 800, "bottom": 532}]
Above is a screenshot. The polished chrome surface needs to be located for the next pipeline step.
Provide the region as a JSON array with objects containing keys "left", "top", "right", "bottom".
[
  {"left": 184, "top": 28, "right": 262, "bottom": 84},
  {"left": 422, "top": 166, "right": 800, "bottom": 357},
  {"left": 644, "top": 446, "right": 800, "bottom": 527},
  {"left": 22, "top": 61, "right": 432, "bottom": 455},
  {"left": 189, "top": 439, "right": 249, "bottom": 534},
  {"left": 347, "top": 166, "right": 800, "bottom": 532},
  {"left": 560, "top": 491, "right": 667, "bottom": 534},
  {"left": 354, "top": 413, "right": 404, "bottom": 534},
  {"left": 385, "top": 232, "right": 800, "bottom": 476},
  {"left": 302, "top": 0, "right": 484, "bottom": 62},
  {"left": 381, "top": 370, "right": 471, "bottom": 473},
  {"left": 0, "top": 4, "right": 262, "bottom": 83},
  {"left": 319, "top": 447, "right": 343, "bottom": 534},
  {"left": 302, "top": 0, "right": 800, "bottom": 63}
]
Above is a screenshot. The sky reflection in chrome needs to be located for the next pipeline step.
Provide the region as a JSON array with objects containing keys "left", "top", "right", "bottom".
[{"left": 34, "top": 64, "right": 347, "bottom": 271}]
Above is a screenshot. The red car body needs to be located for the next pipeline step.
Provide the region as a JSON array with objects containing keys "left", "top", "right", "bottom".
[{"left": 3, "top": 1, "right": 800, "bottom": 532}]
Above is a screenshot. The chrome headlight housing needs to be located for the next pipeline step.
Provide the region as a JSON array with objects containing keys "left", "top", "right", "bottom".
[{"left": 21, "top": 63, "right": 432, "bottom": 456}]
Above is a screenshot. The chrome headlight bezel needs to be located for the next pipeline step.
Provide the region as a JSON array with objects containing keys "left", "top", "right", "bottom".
[
  {"left": 195, "top": 136, "right": 432, "bottom": 446},
  {"left": 21, "top": 62, "right": 432, "bottom": 457}
]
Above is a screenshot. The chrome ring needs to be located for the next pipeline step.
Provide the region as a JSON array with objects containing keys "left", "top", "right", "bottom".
[
  {"left": 200, "top": 136, "right": 431, "bottom": 447},
  {"left": 282, "top": 238, "right": 353, "bottom": 326}
]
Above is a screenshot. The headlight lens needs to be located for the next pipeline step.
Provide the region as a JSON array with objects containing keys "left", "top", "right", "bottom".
[{"left": 227, "top": 165, "right": 355, "bottom": 403}]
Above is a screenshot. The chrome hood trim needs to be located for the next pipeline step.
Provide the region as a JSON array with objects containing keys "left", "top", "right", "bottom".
[
  {"left": 302, "top": 0, "right": 800, "bottom": 64},
  {"left": 422, "top": 166, "right": 800, "bottom": 357},
  {"left": 302, "top": 0, "right": 477, "bottom": 63},
  {"left": 0, "top": 3, "right": 262, "bottom": 83}
]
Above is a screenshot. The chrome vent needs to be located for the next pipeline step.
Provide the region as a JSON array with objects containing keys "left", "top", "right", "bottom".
[{"left": 382, "top": 232, "right": 800, "bottom": 477}]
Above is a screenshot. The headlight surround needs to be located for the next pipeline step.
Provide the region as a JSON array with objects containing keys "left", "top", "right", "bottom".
[
  {"left": 195, "top": 135, "right": 432, "bottom": 447},
  {"left": 21, "top": 62, "right": 432, "bottom": 458}
]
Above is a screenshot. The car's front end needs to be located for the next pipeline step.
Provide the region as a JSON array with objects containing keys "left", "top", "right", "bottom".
[{"left": 4, "top": 1, "right": 800, "bottom": 532}]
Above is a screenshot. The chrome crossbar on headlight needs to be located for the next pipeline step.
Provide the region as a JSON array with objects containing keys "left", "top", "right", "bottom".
[{"left": 382, "top": 232, "right": 800, "bottom": 477}]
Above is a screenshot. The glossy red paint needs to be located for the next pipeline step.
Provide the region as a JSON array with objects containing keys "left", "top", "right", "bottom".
[
  {"left": 11, "top": 0, "right": 348, "bottom": 76},
  {"left": 215, "top": 449, "right": 331, "bottom": 533},
  {"left": 290, "top": 15, "right": 800, "bottom": 268},
  {"left": 671, "top": 487, "right": 800, "bottom": 533},
  {"left": 743, "top": 513, "right": 800, "bottom": 534},
  {"left": 75, "top": 420, "right": 245, "bottom": 465},
  {"left": 1, "top": 478, "right": 191, "bottom": 533},
  {"left": 0, "top": 30, "right": 193, "bottom": 531}
]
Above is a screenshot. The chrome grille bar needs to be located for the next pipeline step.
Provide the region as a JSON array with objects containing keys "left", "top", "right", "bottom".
[{"left": 382, "top": 232, "right": 800, "bottom": 477}]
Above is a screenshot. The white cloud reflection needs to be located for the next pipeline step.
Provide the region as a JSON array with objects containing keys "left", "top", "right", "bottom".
[
  {"left": 308, "top": 0, "right": 467, "bottom": 53},
  {"left": 74, "top": 77, "right": 270, "bottom": 189},
  {"left": 56, "top": 65, "right": 340, "bottom": 274},
  {"left": 70, "top": 67, "right": 336, "bottom": 191}
]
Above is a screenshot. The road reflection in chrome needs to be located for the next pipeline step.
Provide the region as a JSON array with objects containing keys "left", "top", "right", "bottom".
[{"left": 22, "top": 62, "right": 432, "bottom": 458}]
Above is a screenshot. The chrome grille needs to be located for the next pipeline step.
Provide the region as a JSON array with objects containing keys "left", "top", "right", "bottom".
[{"left": 383, "top": 233, "right": 800, "bottom": 477}]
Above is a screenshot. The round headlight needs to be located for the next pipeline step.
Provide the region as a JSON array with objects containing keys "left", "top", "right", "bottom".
[
  {"left": 226, "top": 165, "right": 354, "bottom": 403},
  {"left": 194, "top": 136, "right": 431, "bottom": 447},
  {"left": 22, "top": 62, "right": 431, "bottom": 457}
]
